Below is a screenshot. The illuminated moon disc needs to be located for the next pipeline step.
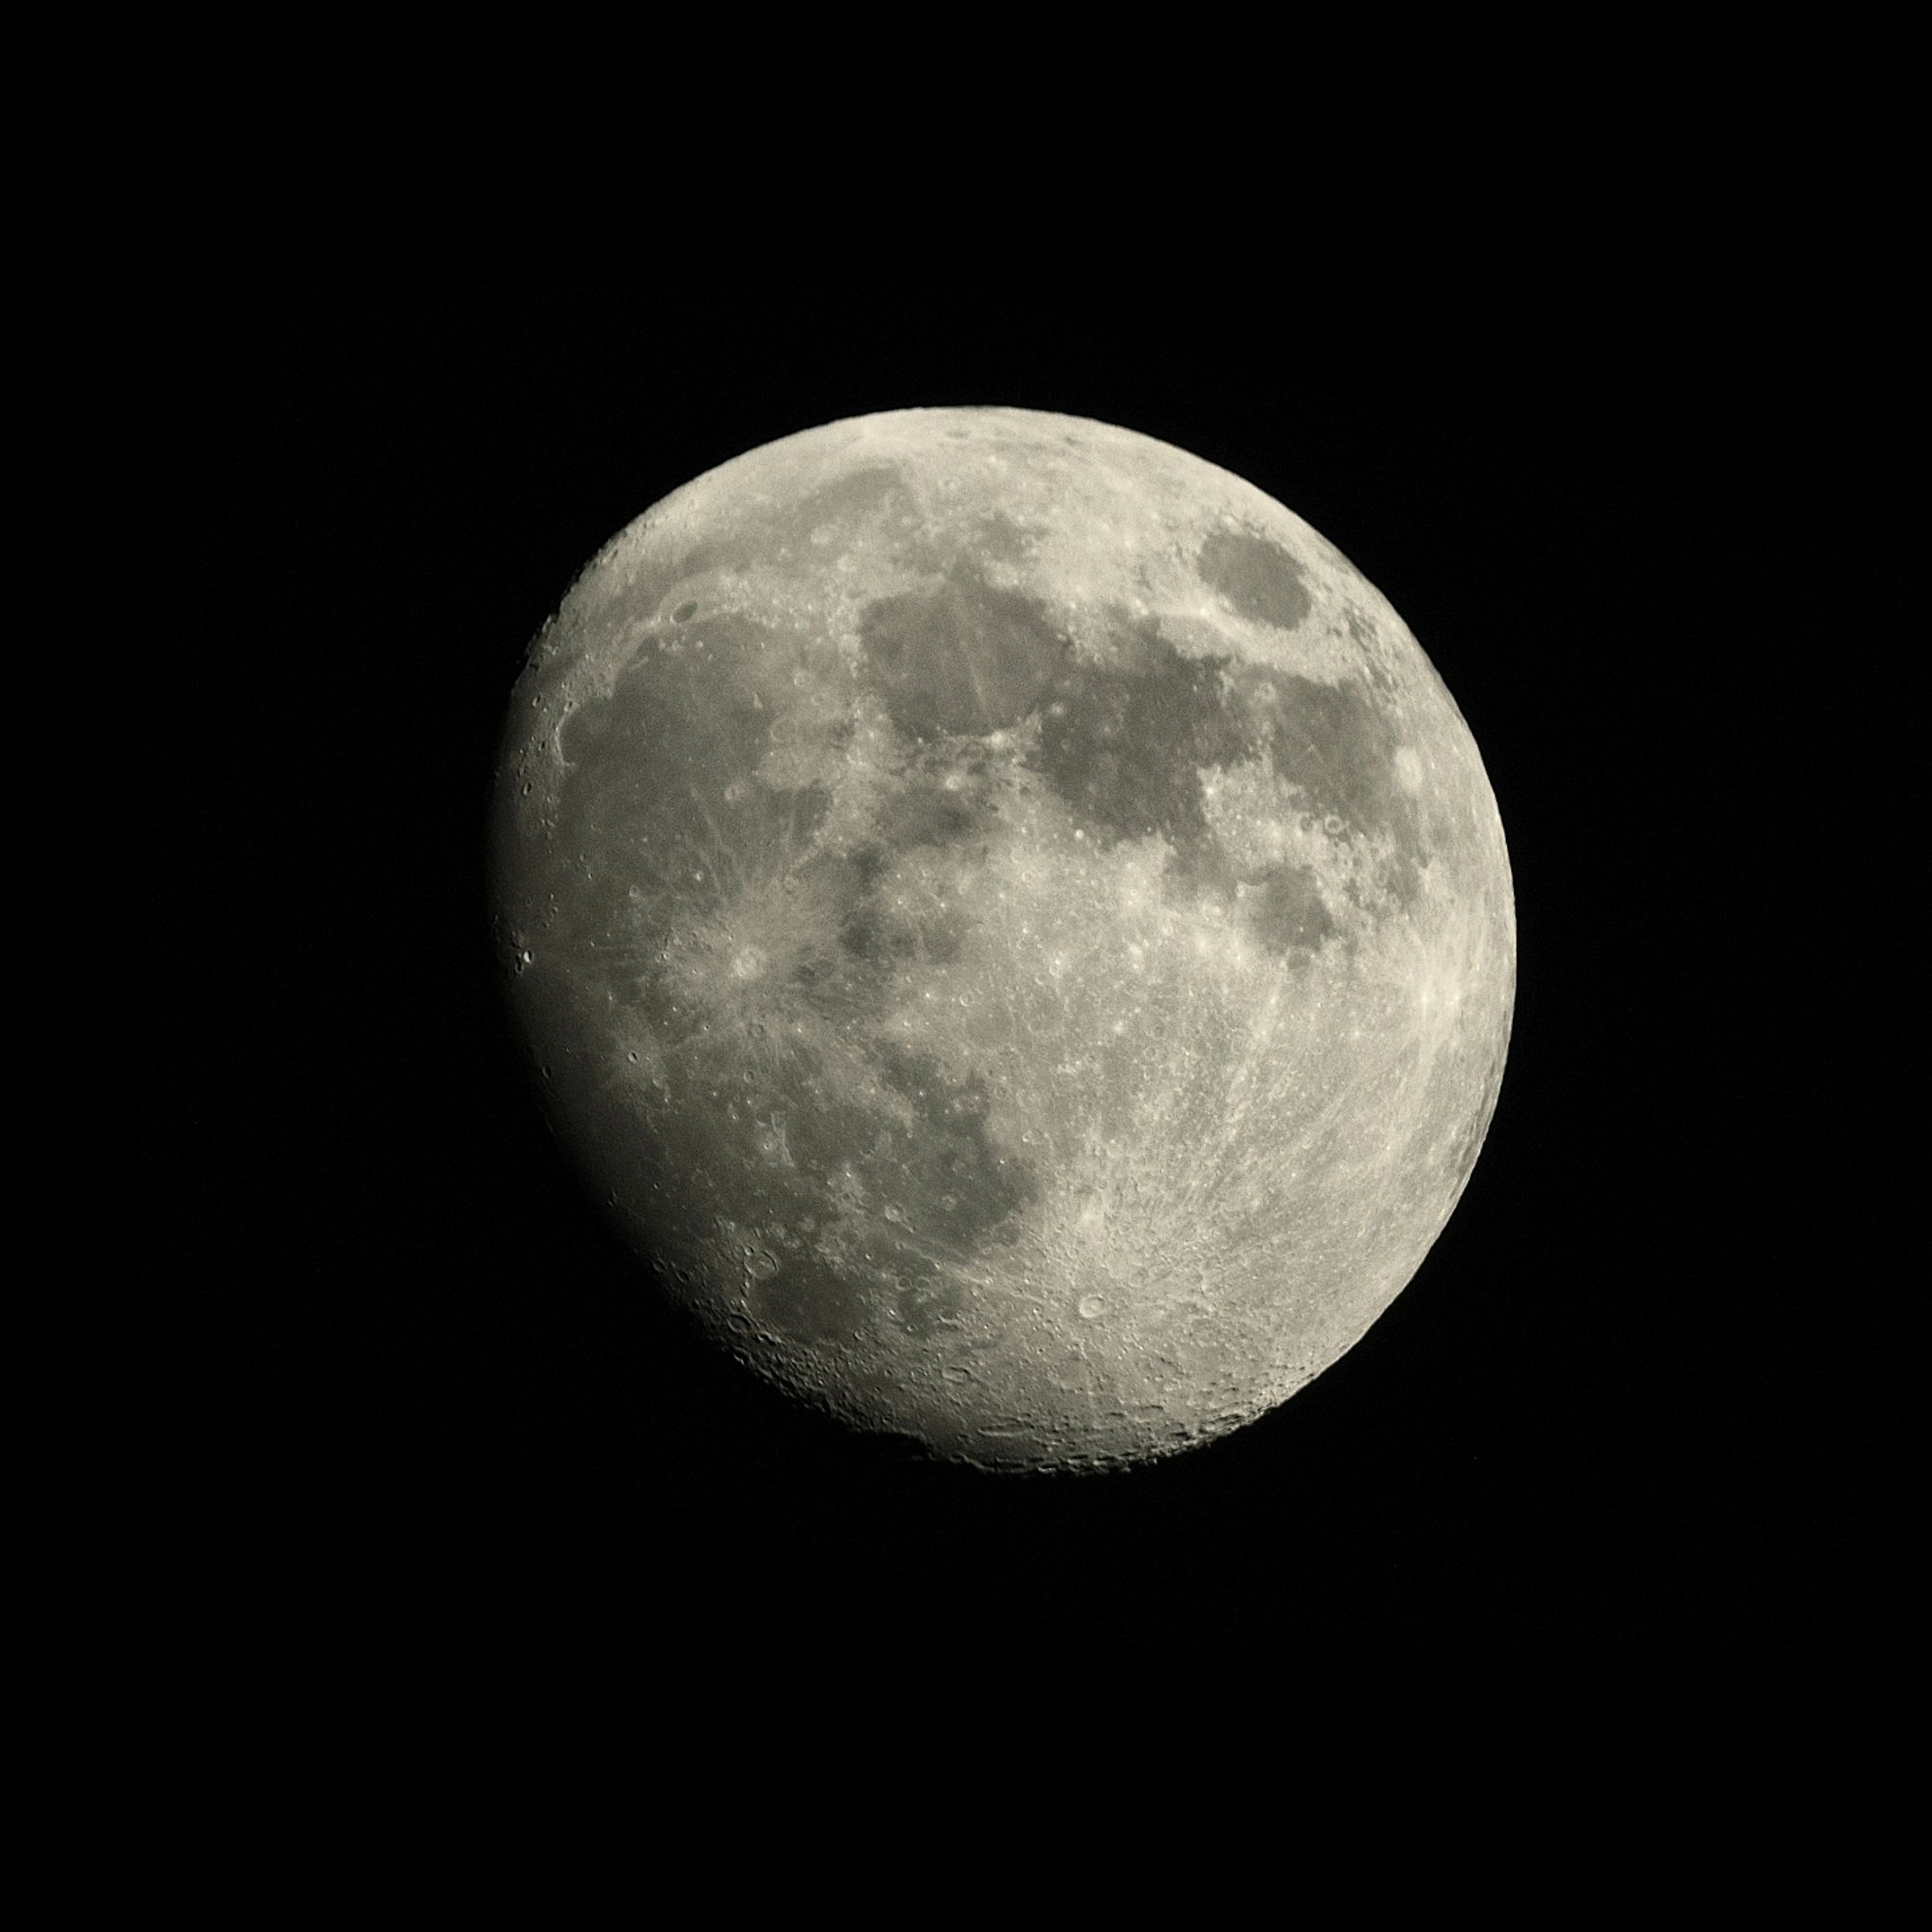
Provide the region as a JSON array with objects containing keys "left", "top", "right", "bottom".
[{"left": 491, "top": 407, "right": 1515, "bottom": 1471}]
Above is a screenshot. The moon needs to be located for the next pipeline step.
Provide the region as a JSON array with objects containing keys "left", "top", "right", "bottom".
[{"left": 490, "top": 407, "right": 1515, "bottom": 1471}]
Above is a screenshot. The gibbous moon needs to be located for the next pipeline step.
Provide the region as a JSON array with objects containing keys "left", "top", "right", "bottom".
[{"left": 491, "top": 408, "right": 1515, "bottom": 1471}]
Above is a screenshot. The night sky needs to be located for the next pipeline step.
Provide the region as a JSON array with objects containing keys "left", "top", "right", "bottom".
[{"left": 143, "top": 276, "right": 1912, "bottom": 1659}]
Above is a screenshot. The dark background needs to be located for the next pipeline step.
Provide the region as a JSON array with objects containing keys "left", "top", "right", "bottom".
[{"left": 144, "top": 277, "right": 1913, "bottom": 1657}]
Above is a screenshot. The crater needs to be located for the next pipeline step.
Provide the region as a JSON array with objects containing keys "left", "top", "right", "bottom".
[{"left": 1198, "top": 527, "right": 1312, "bottom": 632}]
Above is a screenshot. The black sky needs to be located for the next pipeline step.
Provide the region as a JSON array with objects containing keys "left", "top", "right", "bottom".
[{"left": 143, "top": 277, "right": 1914, "bottom": 1660}]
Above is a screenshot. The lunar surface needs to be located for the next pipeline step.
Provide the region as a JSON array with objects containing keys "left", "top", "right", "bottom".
[{"left": 490, "top": 407, "right": 1515, "bottom": 1471}]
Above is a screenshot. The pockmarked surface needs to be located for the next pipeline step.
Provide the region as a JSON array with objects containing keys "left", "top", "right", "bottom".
[{"left": 492, "top": 408, "right": 1515, "bottom": 1470}]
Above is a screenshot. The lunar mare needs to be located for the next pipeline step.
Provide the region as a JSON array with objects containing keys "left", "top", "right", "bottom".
[{"left": 491, "top": 408, "right": 1515, "bottom": 1471}]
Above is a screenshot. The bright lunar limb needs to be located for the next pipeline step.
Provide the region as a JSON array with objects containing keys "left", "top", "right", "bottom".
[{"left": 490, "top": 408, "right": 1516, "bottom": 1471}]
